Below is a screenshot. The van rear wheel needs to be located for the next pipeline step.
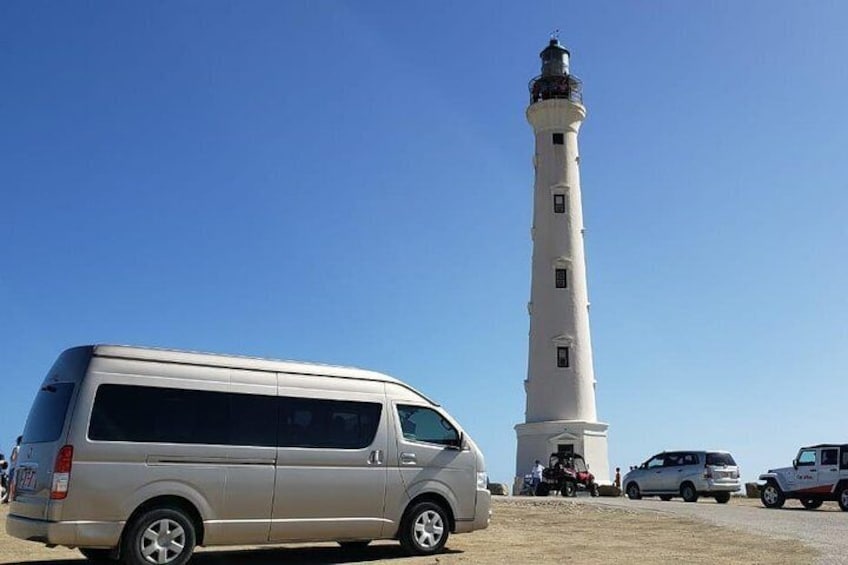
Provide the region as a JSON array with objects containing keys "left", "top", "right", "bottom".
[
  {"left": 122, "top": 506, "right": 196, "bottom": 565},
  {"left": 399, "top": 501, "right": 449, "bottom": 556}
]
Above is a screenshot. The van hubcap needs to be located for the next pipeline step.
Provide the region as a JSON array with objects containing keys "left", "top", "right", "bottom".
[
  {"left": 141, "top": 519, "right": 185, "bottom": 564},
  {"left": 413, "top": 510, "right": 444, "bottom": 549}
]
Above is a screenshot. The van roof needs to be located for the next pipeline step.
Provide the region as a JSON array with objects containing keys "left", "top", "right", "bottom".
[{"left": 92, "top": 344, "right": 421, "bottom": 392}]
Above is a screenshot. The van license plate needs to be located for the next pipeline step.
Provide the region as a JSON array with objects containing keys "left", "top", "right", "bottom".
[{"left": 17, "top": 466, "right": 38, "bottom": 492}]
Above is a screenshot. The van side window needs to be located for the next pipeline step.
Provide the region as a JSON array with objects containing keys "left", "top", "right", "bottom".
[
  {"left": 89, "top": 384, "right": 277, "bottom": 446},
  {"left": 396, "top": 405, "right": 459, "bottom": 447},
  {"left": 278, "top": 398, "right": 382, "bottom": 449}
]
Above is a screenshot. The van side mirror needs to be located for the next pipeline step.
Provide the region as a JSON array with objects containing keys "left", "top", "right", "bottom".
[{"left": 447, "top": 432, "right": 466, "bottom": 451}]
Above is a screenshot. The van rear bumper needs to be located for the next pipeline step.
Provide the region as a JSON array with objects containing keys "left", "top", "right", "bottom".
[
  {"left": 455, "top": 490, "right": 492, "bottom": 533},
  {"left": 6, "top": 514, "right": 123, "bottom": 548}
]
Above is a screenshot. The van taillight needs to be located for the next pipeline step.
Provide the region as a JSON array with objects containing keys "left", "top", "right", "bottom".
[{"left": 50, "top": 445, "right": 74, "bottom": 500}]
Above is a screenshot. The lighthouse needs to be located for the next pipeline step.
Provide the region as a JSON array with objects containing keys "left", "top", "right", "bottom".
[{"left": 514, "top": 38, "right": 610, "bottom": 491}]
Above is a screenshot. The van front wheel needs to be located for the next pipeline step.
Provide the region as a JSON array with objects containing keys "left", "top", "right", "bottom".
[
  {"left": 399, "top": 501, "right": 449, "bottom": 556},
  {"left": 122, "top": 507, "right": 196, "bottom": 565}
]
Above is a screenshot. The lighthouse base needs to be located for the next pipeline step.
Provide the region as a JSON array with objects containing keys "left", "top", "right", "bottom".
[{"left": 513, "top": 420, "right": 610, "bottom": 495}]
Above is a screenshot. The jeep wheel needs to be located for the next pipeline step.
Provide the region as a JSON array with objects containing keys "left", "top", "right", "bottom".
[
  {"left": 680, "top": 482, "right": 699, "bottom": 503},
  {"left": 659, "top": 495, "right": 672, "bottom": 501},
  {"left": 561, "top": 481, "right": 576, "bottom": 497},
  {"left": 535, "top": 482, "right": 550, "bottom": 497},
  {"left": 714, "top": 492, "right": 731, "bottom": 504},
  {"left": 760, "top": 482, "right": 785, "bottom": 509},
  {"left": 800, "top": 498, "right": 822, "bottom": 510},
  {"left": 839, "top": 486, "right": 848, "bottom": 512},
  {"left": 626, "top": 482, "right": 641, "bottom": 500}
]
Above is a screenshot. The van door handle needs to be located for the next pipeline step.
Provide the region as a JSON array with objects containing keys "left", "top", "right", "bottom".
[
  {"left": 400, "top": 452, "right": 417, "bottom": 465},
  {"left": 367, "top": 450, "right": 383, "bottom": 465}
]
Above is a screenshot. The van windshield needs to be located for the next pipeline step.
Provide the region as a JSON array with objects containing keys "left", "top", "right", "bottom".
[{"left": 22, "top": 383, "right": 75, "bottom": 443}]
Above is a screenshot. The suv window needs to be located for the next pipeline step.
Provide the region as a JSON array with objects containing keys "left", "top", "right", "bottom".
[
  {"left": 397, "top": 405, "right": 459, "bottom": 447},
  {"left": 797, "top": 450, "right": 816, "bottom": 466},
  {"left": 664, "top": 453, "right": 683, "bottom": 467},
  {"left": 681, "top": 453, "right": 699, "bottom": 466},
  {"left": 646, "top": 455, "right": 664, "bottom": 469},
  {"left": 706, "top": 452, "right": 736, "bottom": 466}
]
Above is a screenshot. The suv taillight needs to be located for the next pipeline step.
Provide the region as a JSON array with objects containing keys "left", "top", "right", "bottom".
[{"left": 50, "top": 445, "right": 74, "bottom": 500}]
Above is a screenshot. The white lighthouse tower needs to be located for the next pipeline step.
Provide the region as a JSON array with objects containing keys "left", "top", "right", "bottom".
[{"left": 514, "top": 38, "right": 610, "bottom": 491}]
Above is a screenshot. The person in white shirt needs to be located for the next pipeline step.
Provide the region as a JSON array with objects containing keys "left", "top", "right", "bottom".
[{"left": 530, "top": 459, "right": 545, "bottom": 493}]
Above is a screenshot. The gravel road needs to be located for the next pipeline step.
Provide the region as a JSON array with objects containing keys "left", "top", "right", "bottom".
[{"left": 575, "top": 496, "right": 848, "bottom": 565}]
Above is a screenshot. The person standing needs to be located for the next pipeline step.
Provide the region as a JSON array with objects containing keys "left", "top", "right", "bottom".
[
  {"left": 614, "top": 467, "right": 622, "bottom": 490},
  {"left": 530, "top": 459, "right": 545, "bottom": 494}
]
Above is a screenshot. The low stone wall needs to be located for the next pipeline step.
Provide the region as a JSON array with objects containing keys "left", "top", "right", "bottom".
[
  {"left": 488, "top": 483, "right": 511, "bottom": 496},
  {"left": 597, "top": 485, "right": 622, "bottom": 497}
]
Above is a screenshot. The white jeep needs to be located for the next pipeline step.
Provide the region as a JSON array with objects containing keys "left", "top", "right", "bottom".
[{"left": 758, "top": 444, "right": 848, "bottom": 510}]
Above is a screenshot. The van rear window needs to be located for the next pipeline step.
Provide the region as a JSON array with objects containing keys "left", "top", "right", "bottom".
[
  {"left": 22, "top": 383, "right": 75, "bottom": 443},
  {"left": 706, "top": 452, "right": 736, "bottom": 466}
]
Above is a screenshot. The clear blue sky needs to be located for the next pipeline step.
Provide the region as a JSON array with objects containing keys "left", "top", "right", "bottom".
[{"left": 2, "top": 1, "right": 847, "bottom": 484}]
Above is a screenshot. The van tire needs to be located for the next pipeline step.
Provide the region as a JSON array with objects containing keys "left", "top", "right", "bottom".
[
  {"left": 680, "top": 482, "right": 699, "bottom": 503},
  {"left": 121, "top": 506, "right": 196, "bottom": 565},
  {"left": 79, "top": 548, "right": 115, "bottom": 562},
  {"left": 399, "top": 501, "right": 449, "bottom": 556}
]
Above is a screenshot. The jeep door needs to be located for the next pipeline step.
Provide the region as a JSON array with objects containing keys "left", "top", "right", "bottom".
[
  {"left": 790, "top": 448, "right": 819, "bottom": 493},
  {"left": 816, "top": 447, "right": 841, "bottom": 494}
]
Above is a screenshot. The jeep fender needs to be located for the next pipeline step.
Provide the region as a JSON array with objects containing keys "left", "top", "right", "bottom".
[{"left": 758, "top": 473, "right": 789, "bottom": 493}]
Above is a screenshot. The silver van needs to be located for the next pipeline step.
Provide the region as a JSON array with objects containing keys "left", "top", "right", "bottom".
[{"left": 7, "top": 345, "right": 491, "bottom": 564}]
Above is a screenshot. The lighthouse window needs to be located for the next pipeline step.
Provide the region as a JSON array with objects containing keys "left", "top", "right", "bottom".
[
  {"left": 552, "top": 133, "right": 564, "bottom": 145},
  {"left": 555, "top": 268, "right": 567, "bottom": 288},
  {"left": 557, "top": 347, "right": 570, "bottom": 368},
  {"left": 553, "top": 194, "right": 566, "bottom": 213}
]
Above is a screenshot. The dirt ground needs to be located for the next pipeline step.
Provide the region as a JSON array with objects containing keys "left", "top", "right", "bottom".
[{"left": 0, "top": 497, "right": 814, "bottom": 565}]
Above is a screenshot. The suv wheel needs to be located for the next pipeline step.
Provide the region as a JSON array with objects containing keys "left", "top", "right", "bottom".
[
  {"left": 680, "top": 482, "right": 699, "bottom": 503},
  {"left": 626, "top": 482, "right": 641, "bottom": 500},
  {"left": 122, "top": 506, "right": 196, "bottom": 565},
  {"left": 714, "top": 492, "right": 731, "bottom": 504},
  {"left": 399, "top": 501, "right": 449, "bottom": 556},
  {"left": 839, "top": 486, "right": 848, "bottom": 512},
  {"left": 760, "top": 482, "right": 785, "bottom": 509},
  {"left": 800, "top": 498, "right": 822, "bottom": 510}
]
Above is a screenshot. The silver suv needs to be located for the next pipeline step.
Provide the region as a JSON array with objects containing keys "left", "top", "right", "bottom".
[{"left": 623, "top": 450, "right": 741, "bottom": 503}]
